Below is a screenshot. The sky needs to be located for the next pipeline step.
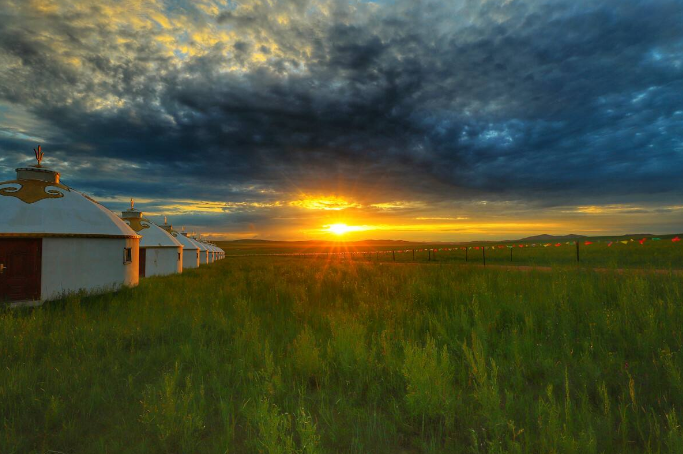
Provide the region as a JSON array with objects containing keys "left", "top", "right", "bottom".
[{"left": 0, "top": 0, "right": 681, "bottom": 241}]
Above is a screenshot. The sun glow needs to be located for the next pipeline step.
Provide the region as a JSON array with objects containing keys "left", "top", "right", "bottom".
[
  {"left": 323, "top": 223, "right": 370, "bottom": 236},
  {"left": 327, "top": 223, "right": 352, "bottom": 235}
]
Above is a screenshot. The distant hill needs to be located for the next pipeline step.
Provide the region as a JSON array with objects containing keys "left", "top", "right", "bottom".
[
  {"left": 222, "top": 239, "right": 411, "bottom": 245},
  {"left": 518, "top": 234, "right": 587, "bottom": 242},
  {"left": 218, "top": 234, "right": 672, "bottom": 246},
  {"left": 227, "top": 239, "right": 274, "bottom": 243}
]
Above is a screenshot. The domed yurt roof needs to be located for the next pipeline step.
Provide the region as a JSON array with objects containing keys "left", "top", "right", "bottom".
[
  {"left": 121, "top": 201, "right": 182, "bottom": 248},
  {"left": 0, "top": 150, "right": 138, "bottom": 238},
  {"left": 160, "top": 219, "right": 199, "bottom": 250},
  {"left": 189, "top": 234, "right": 210, "bottom": 252}
]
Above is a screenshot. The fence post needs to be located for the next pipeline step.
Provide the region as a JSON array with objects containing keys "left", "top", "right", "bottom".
[
  {"left": 392, "top": 250, "right": 395, "bottom": 261},
  {"left": 510, "top": 247, "right": 513, "bottom": 262},
  {"left": 482, "top": 246, "right": 486, "bottom": 266},
  {"left": 412, "top": 249, "right": 415, "bottom": 260},
  {"left": 576, "top": 241, "right": 580, "bottom": 262},
  {"left": 465, "top": 247, "right": 468, "bottom": 262}
]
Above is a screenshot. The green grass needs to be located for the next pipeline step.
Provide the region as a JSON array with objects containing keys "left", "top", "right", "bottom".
[
  {"left": 2, "top": 257, "right": 683, "bottom": 453},
  {"left": 216, "top": 235, "right": 683, "bottom": 270}
]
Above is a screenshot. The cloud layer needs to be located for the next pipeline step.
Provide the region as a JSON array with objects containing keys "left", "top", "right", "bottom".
[{"left": 0, "top": 0, "right": 681, "bottom": 239}]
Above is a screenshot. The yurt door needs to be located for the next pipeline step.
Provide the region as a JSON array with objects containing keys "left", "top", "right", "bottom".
[
  {"left": 139, "top": 248, "right": 146, "bottom": 278},
  {"left": 0, "top": 239, "right": 42, "bottom": 302}
]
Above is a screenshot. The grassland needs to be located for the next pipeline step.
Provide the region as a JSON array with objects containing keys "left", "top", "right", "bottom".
[
  {"left": 217, "top": 235, "right": 683, "bottom": 269},
  {"left": 2, "top": 255, "right": 683, "bottom": 453}
]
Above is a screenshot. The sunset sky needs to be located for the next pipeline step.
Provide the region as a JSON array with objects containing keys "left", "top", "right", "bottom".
[{"left": 0, "top": 0, "right": 681, "bottom": 241}]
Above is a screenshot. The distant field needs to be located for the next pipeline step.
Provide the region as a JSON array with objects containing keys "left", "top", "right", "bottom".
[
  {"left": 217, "top": 234, "right": 683, "bottom": 269},
  {"left": 2, "top": 256, "right": 683, "bottom": 453}
]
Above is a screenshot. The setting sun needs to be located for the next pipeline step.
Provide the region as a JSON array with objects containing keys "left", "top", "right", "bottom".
[
  {"left": 322, "top": 223, "right": 370, "bottom": 236},
  {"left": 327, "top": 223, "right": 352, "bottom": 235}
]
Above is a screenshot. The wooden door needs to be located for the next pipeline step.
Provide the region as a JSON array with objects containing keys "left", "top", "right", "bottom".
[
  {"left": 139, "top": 248, "right": 146, "bottom": 278},
  {"left": 0, "top": 239, "right": 42, "bottom": 302}
]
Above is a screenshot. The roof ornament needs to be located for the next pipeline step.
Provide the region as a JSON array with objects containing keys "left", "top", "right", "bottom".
[
  {"left": 34, "top": 145, "right": 44, "bottom": 167},
  {"left": 164, "top": 216, "right": 168, "bottom": 225},
  {"left": 130, "top": 198, "right": 134, "bottom": 210}
]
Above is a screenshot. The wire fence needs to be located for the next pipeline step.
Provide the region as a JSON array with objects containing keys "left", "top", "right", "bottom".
[{"left": 223, "top": 236, "right": 683, "bottom": 269}]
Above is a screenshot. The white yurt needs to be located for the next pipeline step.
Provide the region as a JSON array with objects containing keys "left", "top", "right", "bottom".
[
  {"left": 187, "top": 233, "right": 210, "bottom": 264},
  {"left": 203, "top": 240, "right": 215, "bottom": 263},
  {"left": 183, "top": 232, "right": 208, "bottom": 265},
  {"left": 121, "top": 202, "right": 183, "bottom": 277},
  {"left": 207, "top": 242, "right": 222, "bottom": 260},
  {"left": 194, "top": 236, "right": 213, "bottom": 263},
  {"left": 159, "top": 219, "right": 200, "bottom": 269},
  {"left": 0, "top": 148, "right": 140, "bottom": 305}
]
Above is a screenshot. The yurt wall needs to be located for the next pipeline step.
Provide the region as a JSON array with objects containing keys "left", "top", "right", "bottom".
[
  {"left": 41, "top": 237, "right": 139, "bottom": 301},
  {"left": 143, "top": 247, "right": 182, "bottom": 276}
]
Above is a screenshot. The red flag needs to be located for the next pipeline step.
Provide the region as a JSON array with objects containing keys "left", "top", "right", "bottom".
[
  {"left": 555, "top": 243, "right": 561, "bottom": 247},
  {"left": 519, "top": 244, "right": 524, "bottom": 247},
  {"left": 584, "top": 241, "right": 593, "bottom": 245},
  {"left": 608, "top": 242, "right": 613, "bottom": 247},
  {"left": 673, "top": 237, "right": 681, "bottom": 242},
  {"left": 639, "top": 238, "right": 646, "bottom": 245}
]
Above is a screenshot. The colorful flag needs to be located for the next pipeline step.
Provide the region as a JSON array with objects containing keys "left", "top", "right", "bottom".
[
  {"left": 621, "top": 240, "right": 629, "bottom": 245},
  {"left": 673, "top": 237, "right": 681, "bottom": 242},
  {"left": 639, "top": 238, "right": 646, "bottom": 245},
  {"left": 608, "top": 242, "right": 613, "bottom": 247},
  {"left": 584, "top": 241, "right": 593, "bottom": 245}
]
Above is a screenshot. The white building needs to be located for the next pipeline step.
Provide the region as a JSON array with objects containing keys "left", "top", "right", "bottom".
[
  {"left": 187, "top": 233, "right": 210, "bottom": 264},
  {"left": 0, "top": 153, "right": 140, "bottom": 305},
  {"left": 121, "top": 203, "right": 183, "bottom": 277},
  {"left": 206, "top": 242, "right": 222, "bottom": 260},
  {"left": 205, "top": 240, "right": 215, "bottom": 263},
  {"left": 159, "top": 219, "right": 200, "bottom": 269},
  {"left": 184, "top": 233, "right": 208, "bottom": 265},
  {"left": 195, "top": 236, "right": 214, "bottom": 263}
]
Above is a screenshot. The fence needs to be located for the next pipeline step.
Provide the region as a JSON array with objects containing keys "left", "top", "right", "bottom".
[{"left": 224, "top": 236, "right": 682, "bottom": 268}]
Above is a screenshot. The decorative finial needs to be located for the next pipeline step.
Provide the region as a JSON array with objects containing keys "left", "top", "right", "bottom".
[
  {"left": 182, "top": 226, "right": 185, "bottom": 232},
  {"left": 130, "top": 198, "right": 134, "bottom": 210},
  {"left": 164, "top": 216, "right": 168, "bottom": 225},
  {"left": 34, "top": 145, "right": 44, "bottom": 167}
]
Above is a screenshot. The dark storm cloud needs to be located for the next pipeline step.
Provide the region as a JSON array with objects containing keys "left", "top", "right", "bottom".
[{"left": 0, "top": 0, "right": 681, "bottom": 212}]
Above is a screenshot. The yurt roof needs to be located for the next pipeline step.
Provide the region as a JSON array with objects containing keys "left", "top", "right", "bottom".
[
  {"left": 121, "top": 204, "right": 182, "bottom": 248},
  {"left": 187, "top": 236, "right": 207, "bottom": 251},
  {"left": 0, "top": 163, "right": 139, "bottom": 239},
  {"left": 158, "top": 218, "right": 199, "bottom": 250},
  {"left": 169, "top": 230, "right": 199, "bottom": 250},
  {"left": 188, "top": 234, "right": 209, "bottom": 251}
]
